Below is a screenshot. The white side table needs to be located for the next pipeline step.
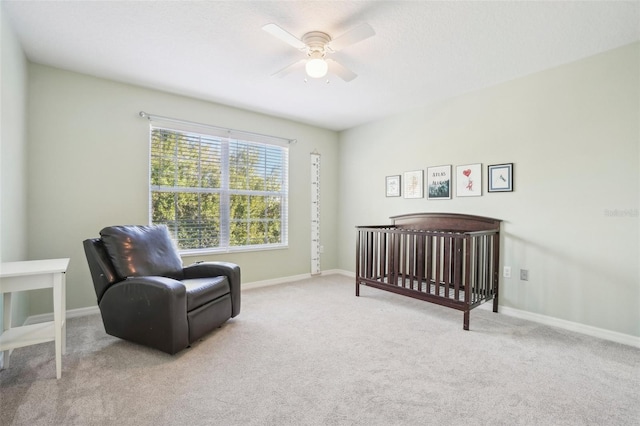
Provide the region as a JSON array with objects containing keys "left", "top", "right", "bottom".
[{"left": 0, "top": 258, "right": 69, "bottom": 379}]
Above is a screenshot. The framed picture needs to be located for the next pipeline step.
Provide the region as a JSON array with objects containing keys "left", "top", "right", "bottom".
[
  {"left": 456, "top": 163, "right": 482, "bottom": 197},
  {"left": 427, "top": 165, "right": 451, "bottom": 199},
  {"left": 385, "top": 175, "right": 401, "bottom": 197},
  {"left": 403, "top": 170, "right": 423, "bottom": 198},
  {"left": 488, "top": 163, "right": 514, "bottom": 192}
]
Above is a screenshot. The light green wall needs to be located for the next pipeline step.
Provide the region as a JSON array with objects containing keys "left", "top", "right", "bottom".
[
  {"left": 26, "top": 64, "right": 339, "bottom": 314},
  {"left": 338, "top": 43, "right": 640, "bottom": 337},
  {"left": 1, "top": 7, "right": 29, "bottom": 328}
]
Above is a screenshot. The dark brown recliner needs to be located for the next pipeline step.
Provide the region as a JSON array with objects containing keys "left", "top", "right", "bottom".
[{"left": 83, "top": 225, "right": 240, "bottom": 354}]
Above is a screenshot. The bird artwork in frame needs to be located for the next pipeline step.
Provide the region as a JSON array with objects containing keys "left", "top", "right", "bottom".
[{"left": 488, "top": 163, "right": 514, "bottom": 192}]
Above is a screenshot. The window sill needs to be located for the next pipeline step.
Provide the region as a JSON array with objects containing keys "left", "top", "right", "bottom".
[{"left": 179, "top": 244, "right": 289, "bottom": 257}]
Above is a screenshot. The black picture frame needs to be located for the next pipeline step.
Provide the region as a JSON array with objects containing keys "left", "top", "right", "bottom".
[{"left": 488, "top": 163, "right": 514, "bottom": 192}]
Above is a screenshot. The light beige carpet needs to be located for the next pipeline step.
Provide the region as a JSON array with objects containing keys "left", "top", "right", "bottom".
[{"left": 1, "top": 274, "right": 639, "bottom": 425}]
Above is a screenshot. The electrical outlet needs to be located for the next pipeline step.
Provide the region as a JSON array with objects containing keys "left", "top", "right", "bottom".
[
  {"left": 520, "top": 269, "right": 529, "bottom": 281},
  {"left": 503, "top": 266, "right": 511, "bottom": 278},
  {"left": 319, "top": 245, "right": 324, "bottom": 253}
]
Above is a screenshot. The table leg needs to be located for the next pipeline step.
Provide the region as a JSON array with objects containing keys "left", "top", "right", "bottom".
[
  {"left": 61, "top": 272, "right": 66, "bottom": 355},
  {"left": 53, "top": 273, "right": 63, "bottom": 379},
  {"left": 2, "top": 292, "right": 12, "bottom": 369}
]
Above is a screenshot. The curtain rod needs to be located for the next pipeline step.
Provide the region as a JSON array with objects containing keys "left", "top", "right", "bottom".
[{"left": 138, "top": 111, "right": 297, "bottom": 144}]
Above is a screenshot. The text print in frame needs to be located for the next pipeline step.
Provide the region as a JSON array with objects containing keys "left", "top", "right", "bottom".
[{"left": 427, "top": 165, "right": 451, "bottom": 200}]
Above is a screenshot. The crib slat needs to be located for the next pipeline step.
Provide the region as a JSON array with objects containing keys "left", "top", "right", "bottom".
[
  {"left": 399, "top": 233, "right": 405, "bottom": 287},
  {"left": 392, "top": 232, "right": 400, "bottom": 285},
  {"left": 492, "top": 233, "right": 500, "bottom": 312},
  {"left": 472, "top": 235, "right": 479, "bottom": 304},
  {"left": 404, "top": 233, "right": 410, "bottom": 289},
  {"left": 463, "top": 235, "right": 472, "bottom": 330},
  {"left": 369, "top": 231, "right": 375, "bottom": 279},
  {"left": 409, "top": 234, "right": 416, "bottom": 290},
  {"left": 405, "top": 233, "right": 411, "bottom": 288},
  {"left": 476, "top": 236, "right": 483, "bottom": 302},
  {"left": 487, "top": 237, "right": 492, "bottom": 299},
  {"left": 470, "top": 235, "right": 476, "bottom": 303},
  {"left": 477, "top": 235, "right": 484, "bottom": 303},
  {"left": 355, "top": 230, "right": 361, "bottom": 296},
  {"left": 483, "top": 235, "right": 489, "bottom": 300},
  {"left": 387, "top": 231, "right": 393, "bottom": 284},
  {"left": 436, "top": 236, "right": 443, "bottom": 297},
  {"left": 378, "top": 232, "right": 387, "bottom": 279},
  {"left": 453, "top": 237, "right": 462, "bottom": 301},
  {"left": 443, "top": 235, "right": 451, "bottom": 299},
  {"left": 416, "top": 233, "right": 425, "bottom": 293},
  {"left": 367, "top": 231, "right": 373, "bottom": 279},
  {"left": 374, "top": 231, "right": 380, "bottom": 279},
  {"left": 400, "top": 233, "right": 406, "bottom": 287}
]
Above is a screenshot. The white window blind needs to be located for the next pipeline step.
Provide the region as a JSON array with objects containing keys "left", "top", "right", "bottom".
[{"left": 150, "top": 125, "right": 289, "bottom": 252}]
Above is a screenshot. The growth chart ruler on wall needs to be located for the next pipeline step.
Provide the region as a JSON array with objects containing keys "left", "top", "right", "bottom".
[{"left": 311, "top": 150, "right": 321, "bottom": 275}]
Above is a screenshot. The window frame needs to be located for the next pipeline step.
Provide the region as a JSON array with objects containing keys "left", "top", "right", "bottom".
[{"left": 149, "top": 124, "right": 289, "bottom": 255}]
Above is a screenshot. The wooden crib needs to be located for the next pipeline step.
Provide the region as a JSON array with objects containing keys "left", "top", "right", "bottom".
[{"left": 356, "top": 213, "right": 501, "bottom": 330}]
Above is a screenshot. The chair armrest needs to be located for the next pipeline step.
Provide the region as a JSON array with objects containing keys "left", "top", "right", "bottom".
[
  {"left": 98, "top": 276, "right": 188, "bottom": 354},
  {"left": 183, "top": 262, "right": 241, "bottom": 317}
]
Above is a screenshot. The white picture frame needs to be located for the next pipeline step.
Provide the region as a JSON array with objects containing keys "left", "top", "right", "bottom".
[
  {"left": 386, "top": 175, "right": 401, "bottom": 197},
  {"left": 456, "top": 163, "right": 482, "bottom": 197},
  {"left": 427, "top": 165, "right": 451, "bottom": 200},
  {"left": 403, "top": 170, "right": 423, "bottom": 199}
]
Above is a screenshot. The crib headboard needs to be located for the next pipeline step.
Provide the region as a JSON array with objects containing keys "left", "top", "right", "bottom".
[{"left": 390, "top": 212, "right": 501, "bottom": 232}]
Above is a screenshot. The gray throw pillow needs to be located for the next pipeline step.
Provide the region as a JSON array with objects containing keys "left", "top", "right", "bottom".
[{"left": 100, "top": 225, "right": 184, "bottom": 279}]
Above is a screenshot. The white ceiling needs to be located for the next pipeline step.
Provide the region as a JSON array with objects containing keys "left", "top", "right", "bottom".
[{"left": 3, "top": 1, "right": 639, "bottom": 131}]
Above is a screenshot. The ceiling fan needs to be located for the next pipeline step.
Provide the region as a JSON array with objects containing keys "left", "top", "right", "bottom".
[{"left": 262, "top": 22, "right": 375, "bottom": 82}]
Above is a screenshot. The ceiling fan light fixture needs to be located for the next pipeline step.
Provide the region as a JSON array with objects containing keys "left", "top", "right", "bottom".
[
  {"left": 264, "top": 23, "right": 374, "bottom": 82},
  {"left": 305, "top": 52, "right": 328, "bottom": 78}
]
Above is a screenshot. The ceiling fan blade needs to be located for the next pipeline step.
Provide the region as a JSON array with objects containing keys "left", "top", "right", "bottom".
[
  {"left": 327, "top": 23, "right": 375, "bottom": 52},
  {"left": 262, "top": 23, "right": 306, "bottom": 50},
  {"left": 327, "top": 59, "right": 357, "bottom": 82},
  {"left": 271, "top": 59, "right": 306, "bottom": 78}
]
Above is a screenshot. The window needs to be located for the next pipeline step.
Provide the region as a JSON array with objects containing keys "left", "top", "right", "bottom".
[{"left": 150, "top": 125, "right": 288, "bottom": 253}]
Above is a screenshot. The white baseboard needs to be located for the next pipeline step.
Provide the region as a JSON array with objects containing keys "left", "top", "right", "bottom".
[
  {"left": 242, "top": 269, "right": 352, "bottom": 290},
  {"left": 20, "top": 270, "right": 639, "bottom": 349},
  {"left": 334, "top": 269, "right": 355, "bottom": 278},
  {"left": 23, "top": 305, "right": 100, "bottom": 325},
  {"left": 242, "top": 272, "right": 314, "bottom": 290},
  {"left": 497, "top": 305, "right": 640, "bottom": 348}
]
